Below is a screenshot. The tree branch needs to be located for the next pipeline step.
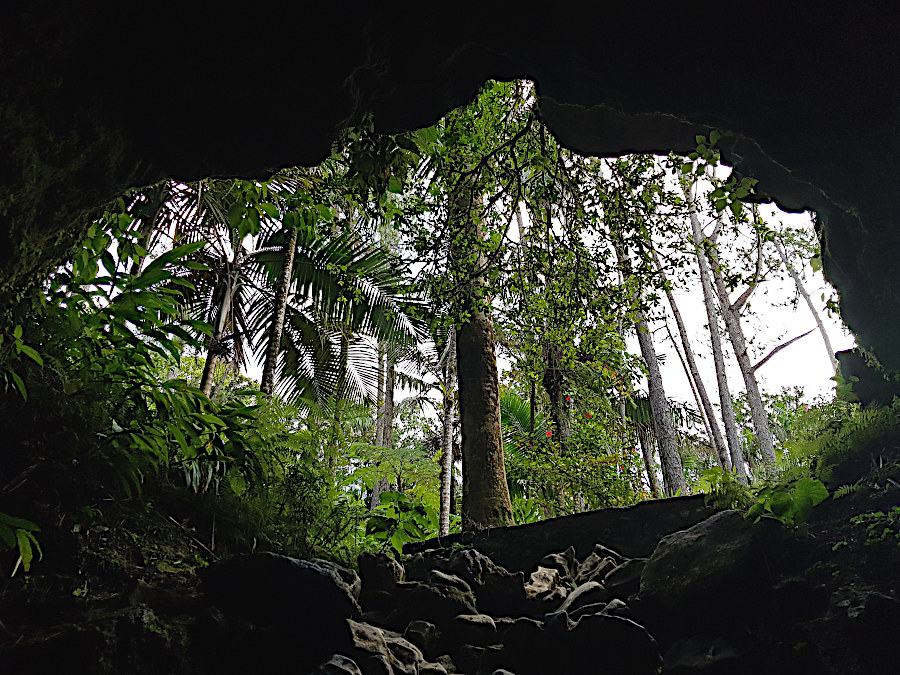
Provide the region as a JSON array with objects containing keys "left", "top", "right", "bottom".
[{"left": 752, "top": 328, "right": 816, "bottom": 371}]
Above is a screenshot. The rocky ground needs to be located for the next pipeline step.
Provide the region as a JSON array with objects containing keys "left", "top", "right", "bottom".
[{"left": 1, "top": 480, "right": 898, "bottom": 674}]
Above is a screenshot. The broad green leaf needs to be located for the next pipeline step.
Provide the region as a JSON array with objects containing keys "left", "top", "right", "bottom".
[
  {"left": 0, "top": 513, "right": 39, "bottom": 531},
  {"left": 17, "top": 344, "right": 43, "bottom": 366},
  {"left": 0, "top": 523, "right": 15, "bottom": 548},
  {"left": 228, "top": 202, "right": 244, "bottom": 229}
]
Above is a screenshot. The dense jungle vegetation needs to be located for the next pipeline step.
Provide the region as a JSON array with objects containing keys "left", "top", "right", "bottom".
[{"left": 2, "top": 80, "right": 893, "bottom": 575}]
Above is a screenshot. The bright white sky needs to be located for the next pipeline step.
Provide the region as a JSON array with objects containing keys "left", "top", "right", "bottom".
[{"left": 628, "top": 206, "right": 855, "bottom": 409}]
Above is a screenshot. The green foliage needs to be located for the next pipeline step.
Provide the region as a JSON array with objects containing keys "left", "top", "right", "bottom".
[
  {"left": 746, "top": 477, "right": 829, "bottom": 527},
  {"left": 785, "top": 398, "right": 900, "bottom": 483},
  {"left": 366, "top": 491, "right": 439, "bottom": 556},
  {"left": 0, "top": 511, "right": 42, "bottom": 573},
  {"left": 850, "top": 506, "right": 900, "bottom": 546},
  {"left": 696, "top": 467, "right": 754, "bottom": 510}
]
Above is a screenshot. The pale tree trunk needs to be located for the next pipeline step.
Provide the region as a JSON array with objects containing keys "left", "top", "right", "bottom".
[
  {"left": 439, "top": 327, "right": 457, "bottom": 536},
  {"left": 688, "top": 206, "right": 748, "bottom": 482},
  {"left": 637, "top": 424, "right": 661, "bottom": 498},
  {"left": 773, "top": 237, "right": 840, "bottom": 377},
  {"left": 260, "top": 225, "right": 298, "bottom": 397},
  {"left": 451, "top": 184, "right": 513, "bottom": 531},
  {"left": 653, "top": 250, "right": 731, "bottom": 471},
  {"left": 705, "top": 235, "right": 777, "bottom": 472},
  {"left": 370, "top": 357, "right": 394, "bottom": 511},
  {"left": 635, "top": 311, "right": 686, "bottom": 496},
  {"left": 200, "top": 268, "right": 238, "bottom": 397}
]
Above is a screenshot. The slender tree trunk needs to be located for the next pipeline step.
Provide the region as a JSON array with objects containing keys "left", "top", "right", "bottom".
[
  {"left": 260, "top": 225, "right": 298, "bottom": 396},
  {"left": 653, "top": 250, "right": 731, "bottom": 471},
  {"left": 773, "top": 237, "right": 840, "bottom": 377},
  {"left": 637, "top": 424, "right": 661, "bottom": 498},
  {"left": 451, "top": 184, "right": 513, "bottom": 530},
  {"left": 370, "top": 358, "right": 394, "bottom": 511},
  {"left": 705, "top": 244, "right": 777, "bottom": 471},
  {"left": 439, "top": 327, "right": 457, "bottom": 536},
  {"left": 635, "top": 311, "right": 686, "bottom": 496},
  {"left": 688, "top": 207, "right": 748, "bottom": 482},
  {"left": 200, "top": 270, "right": 237, "bottom": 397}
]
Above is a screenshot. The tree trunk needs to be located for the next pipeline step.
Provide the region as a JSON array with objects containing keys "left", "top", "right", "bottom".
[
  {"left": 370, "top": 357, "right": 394, "bottom": 511},
  {"left": 706, "top": 238, "right": 777, "bottom": 471},
  {"left": 688, "top": 207, "right": 748, "bottom": 482},
  {"left": 637, "top": 424, "right": 661, "bottom": 498},
  {"left": 439, "top": 327, "right": 457, "bottom": 536},
  {"left": 653, "top": 250, "right": 731, "bottom": 471},
  {"left": 773, "top": 237, "right": 840, "bottom": 377},
  {"left": 260, "top": 224, "right": 298, "bottom": 397},
  {"left": 451, "top": 185, "right": 513, "bottom": 531},
  {"left": 635, "top": 311, "right": 686, "bottom": 496},
  {"left": 200, "top": 268, "right": 237, "bottom": 397}
]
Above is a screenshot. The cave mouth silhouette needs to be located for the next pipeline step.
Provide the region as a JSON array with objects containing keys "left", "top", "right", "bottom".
[{"left": 2, "top": 5, "right": 897, "bottom": 370}]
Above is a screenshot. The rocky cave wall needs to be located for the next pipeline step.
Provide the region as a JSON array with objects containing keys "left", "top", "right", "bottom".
[{"left": 2, "top": 4, "right": 899, "bottom": 366}]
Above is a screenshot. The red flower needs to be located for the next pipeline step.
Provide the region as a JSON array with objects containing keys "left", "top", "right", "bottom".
[
  {"left": 586, "top": 413, "right": 592, "bottom": 419},
  {"left": 565, "top": 396, "right": 571, "bottom": 402},
  {"left": 546, "top": 430, "right": 553, "bottom": 437}
]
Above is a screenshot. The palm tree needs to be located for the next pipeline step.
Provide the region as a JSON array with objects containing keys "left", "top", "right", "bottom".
[{"left": 247, "top": 221, "right": 429, "bottom": 407}]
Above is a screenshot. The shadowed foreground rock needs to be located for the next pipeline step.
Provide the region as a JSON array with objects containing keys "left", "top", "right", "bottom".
[{"left": 1, "top": 488, "right": 897, "bottom": 674}]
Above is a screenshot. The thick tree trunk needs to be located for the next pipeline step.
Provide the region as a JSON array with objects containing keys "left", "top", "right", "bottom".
[
  {"left": 451, "top": 186, "right": 513, "bottom": 531},
  {"left": 773, "top": 237, "right": 840, "bottom": 377},
  {"left": 688, "top": 208, "right": 748, "bottom": 482},
  {"left": 260, "top": 225, "right": 298, "bottom": 397},
  {"left": 635, "top": 311, "right": 686, "bottom": 496},
  {"left": 653, "top": 250, "right": 731, "bottom": 471},
  {"left": 706, "top": 240, "right": 777, "bottom": 471},
  {"left": 439, "top": 327, "right": 457, "bottom": 536}
]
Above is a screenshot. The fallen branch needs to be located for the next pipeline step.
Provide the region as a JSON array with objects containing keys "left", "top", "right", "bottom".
[{"left": 753, "top": 328, "right": 816, "bottom": 371}]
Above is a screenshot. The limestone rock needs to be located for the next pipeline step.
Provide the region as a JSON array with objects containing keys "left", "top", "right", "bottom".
[
  {"left": 555, "top": 581, "right": 610, "bottom": 615},
  {"left": 380, "top": 580, "right": 477, "bottom": 632},
  {"left": 316, "top": 653, "right": 364, "bottom": 674},
  {"left": 605, "top": 557, "right": 647, "bottom": 600},
  {"left": 201, "top": 552, "right": 361, "bottom": 627},
  {"left": 538, "top": 545, "right": 577, "bottom": 583},
  {"left": 440, "top": 613, "right": 497, "bottom": 650},
  {"left": 427, "top": 569, "right": 474, "bottom": 596},
  {"left": 403, "top": 620, "right": 441, "bottom": 660},
  {"left": 406, "top": 547, "right": 528, "bottom": 616},
  {"left": 523, "top": 566, "right": 560, "bottom": 598},
  {"left": 359, "top": 552, "right": 404, "bottom": 592},
  {"left": 639, "top": 510, "right": 797, "bottom": 639},
  {"left": 573, "top": 552, "right": 617, "bottom": 585}
]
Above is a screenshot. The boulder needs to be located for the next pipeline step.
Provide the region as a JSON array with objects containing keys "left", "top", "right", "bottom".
[
  {"left": 523, "top": 566, "right": 560, "bottom": 599},
  {"left": 604, "top": 558, "right": 647, "bottom": 600},
  {"left": 198, "top": 552, "right": 360, "bottom": 672},
  {"left": 574, "top": 552, "right": 617, "bottom": 585},
  {"left": 438, "top": 613, "right": 497, "bottom": 651},
  {"left": 538, "top": 546, "right": 577, "bottom": 583},
  {"left": 379, "top": 580, "right": 477, "bottom": 632},
  {"left": 316, "top": 653, "right": 364, "bottom": 674},
  {"left": 403, "top": 619, "right": 441, "bottom": 661},
  {"left": 201, "top": 552, "right": 361, "bottom": 627},
  {"left": 638, "top": 511, "right": 798, "bottom": 640},
  {"left": 359, "top": 552, "right": 404, "bottom": 592},
  {"left": 406, "top": 547, "right": 528, "bottom": 616},
  {"left": 555, "top": 581, "right": 610, "bottom": 615}
]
